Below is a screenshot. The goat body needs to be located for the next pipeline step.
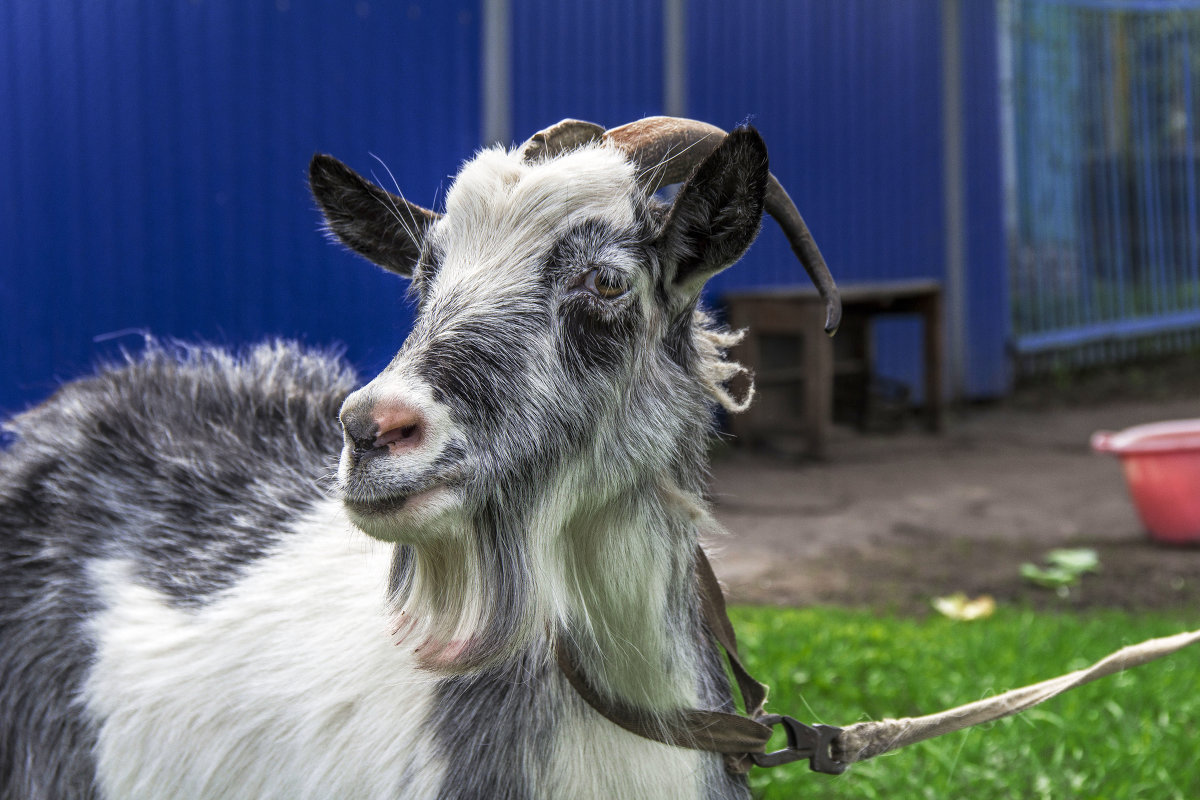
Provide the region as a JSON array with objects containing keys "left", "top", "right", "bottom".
[{"left": 0, "top": 120, "right": 826, "bottom": 799}]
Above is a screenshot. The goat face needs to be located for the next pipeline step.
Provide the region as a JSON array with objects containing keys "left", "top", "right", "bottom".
[{"left": 311, "top": 127, "right": 768, "bottom": 545}]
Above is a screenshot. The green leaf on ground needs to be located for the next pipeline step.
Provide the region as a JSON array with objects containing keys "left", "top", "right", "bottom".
[{"left": 1021, "top": 548, "right": 1100, "bottom": 591}]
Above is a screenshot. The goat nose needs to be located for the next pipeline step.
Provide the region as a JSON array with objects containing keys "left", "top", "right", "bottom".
[{"left": 340, "top": 401, "right": 427, "bottom": 456}]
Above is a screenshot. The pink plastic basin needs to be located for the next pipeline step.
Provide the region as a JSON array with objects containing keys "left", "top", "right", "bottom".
[{"left": 1092, "top": 419, "right": 1200, "bottom": 545}]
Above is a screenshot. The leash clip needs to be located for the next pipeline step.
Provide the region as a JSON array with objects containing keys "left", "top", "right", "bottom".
[{"left": 751, "top": 715, "right": 847, "bottom": 774}]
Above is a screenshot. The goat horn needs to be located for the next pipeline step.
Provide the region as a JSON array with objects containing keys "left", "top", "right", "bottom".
[
  {"left": 603, "top": 116, "right": 841, "bottom": 335},
  {"left": 520, "top": 119, "right": 606, "bottom": 163}
]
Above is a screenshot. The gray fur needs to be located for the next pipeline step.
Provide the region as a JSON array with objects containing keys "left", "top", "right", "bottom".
[{"left": 0, "top": 341, "right": 355, "bottom": 799}]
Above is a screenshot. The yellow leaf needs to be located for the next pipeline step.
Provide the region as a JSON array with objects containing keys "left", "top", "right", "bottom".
[{"left": 932, "top": 593, "right": 996, "bottom": 621}]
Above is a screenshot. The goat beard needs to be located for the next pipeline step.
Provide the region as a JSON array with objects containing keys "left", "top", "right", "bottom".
[
  {"left": 387, "top": 518, "right": 544, "bottom": 675},
  {"left": 384, "top": 474, "right": 712, "bottom": 676}
]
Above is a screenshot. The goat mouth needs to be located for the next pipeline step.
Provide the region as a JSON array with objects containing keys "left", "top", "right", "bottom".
[
  {"left": 340, "top": 455, "right": 468, "bottom": 518},
  {"left": 348, "top": 493, "right": 412, "bottom": 516},
  {"left": 343, "top": 480, "right": 455, "bottom": 518}
]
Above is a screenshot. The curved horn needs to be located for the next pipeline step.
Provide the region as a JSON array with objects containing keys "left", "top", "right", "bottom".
[
  {"left": 603, "top": 117, "right": 841, "bottom": 335},
  {"left": 520, "top": 119, "right": 606, "bottom": 163}
]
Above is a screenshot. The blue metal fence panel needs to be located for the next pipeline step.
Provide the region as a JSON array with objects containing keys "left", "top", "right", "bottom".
[
  {"left": 3, "top": 1, "right": 1012, "bottom": 416},
  {"left": 687, "top": 0, "right": 944, "bottom": 293},
  {"left": 1, "top": 1, "right": 480, "bottom": 417},
  {"left": 1008, "top": 0, "right": 1200, "bottom": 364},
  {"left": 963, "top": 0, "right": 1013, "bottom": 394},
  {"left": 510, "top": 0, "right": 664, "bottom": 140},
  {"left": 686, "top": 0, "right": 1007, "bottom": 397}
]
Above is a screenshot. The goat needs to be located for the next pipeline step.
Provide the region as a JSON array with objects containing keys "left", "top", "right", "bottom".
[{"left": 0, "top": 117, "right": 839, "bottom": 800}]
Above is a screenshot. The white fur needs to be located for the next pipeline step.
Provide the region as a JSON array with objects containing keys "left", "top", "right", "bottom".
[
  {"left": 547, "top": 714, "right": 706, "bottom": 800},
  {"left": 536, "top": 468, "right": 699, "bottom": 710},
  {"left": 83, "top": 495, "right": 712, "bottom": 800},
  {"left": 84, "top": 500, "right": 444, "bottom": 800},
  {"left": 431, "top": 145, "right": 638, "bottom": 314},
  {"left": 540, "top": 475, "right": 711, "bottom": 800},
  {"left": 387, "top": 513, "right": 499, "bottom": 671}
]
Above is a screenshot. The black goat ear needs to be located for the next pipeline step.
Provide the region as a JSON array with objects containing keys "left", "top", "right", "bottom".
[
  {"left": 308, "top": 154, "right": 439, "bottom": 278},
  {"left": 656, "top": 126, "right": 769, "bottom": 302}
]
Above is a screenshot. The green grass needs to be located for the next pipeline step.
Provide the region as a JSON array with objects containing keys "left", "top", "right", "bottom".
[{"left": 727, "top": 606, "right": 1200, "bottom": 799}]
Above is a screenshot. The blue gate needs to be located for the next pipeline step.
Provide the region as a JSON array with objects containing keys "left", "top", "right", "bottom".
[{"left": 1007, "top": 0, "right": 1200, "bottom": 368}]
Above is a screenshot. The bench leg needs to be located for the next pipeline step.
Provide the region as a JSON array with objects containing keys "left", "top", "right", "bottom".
[
  {"left": 803, "top": 312, "right": 834, "bottom": 457},
  {"left": 921, "top": 292, "right": 945, "bottom": 432}
]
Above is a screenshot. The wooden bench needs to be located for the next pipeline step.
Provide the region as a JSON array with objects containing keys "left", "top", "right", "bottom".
[{"left": 723, "top": 279, "right": 944, "bottom": 457}]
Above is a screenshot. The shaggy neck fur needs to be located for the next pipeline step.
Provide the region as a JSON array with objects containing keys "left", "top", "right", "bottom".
[
  {"left": 550, "top": 476, "right": 705, "bottom": 710},
  {"left": 387, "top": 473, "right": 709, "bottom": 711}
]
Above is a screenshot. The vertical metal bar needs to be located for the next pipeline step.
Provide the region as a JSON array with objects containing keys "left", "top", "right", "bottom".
[
  {"left": 1144, "top": 18, "right": 1166, "bottom": 320},
  {"left": 1184, "top": 20, "right": 1200, "bottom": 311},
  {"left": 1106, "top": 10, "right": 1129, "bottom": 323},
  {"left": 1062, "top": 5, "right": 1074, "bottom": 337},
  {"left": 663, "top": 0, "right": 687, "bottom": 117},
  {"left": 1165, "top": 20, "right": 1184, "bottom": 317},
  {"left": 1058, "top": 6, "right": 1076, "bottom": 332},
  {"left": 1069, "top": 7, "right": 1090, "bottom": 330},
  {"left": 1152, "top": 18, "right": 1169, "bottom": 321},
  {"left": 942, "top": 0, "right": 966, "bottom": 399},
  {"left": 1168, "top": 18, "right": 1183, "bottom": 319},
  {"left": 1017, "top": 1, "right": 1030, "bottom": 336},
  {"left": 1098, "top": 10, "right": 1119, "bottom": 325},
  {"left": 1131, "top": 28, "right": 1148, "bottom": 318},
  {"left": 1134, "top": 35, "right": 1160, "bottom": 319},
  {"left": 1027, "top": 2, "right": 1043, "bottom": 340},
  {"left": 998, "top": 0, "right": 1022, "bottom": 340},
  {"left": 482, "top": 0, "right": 511, "bottom": 147},
  {"left": 1033, "top": 1, "right": 1051, "bottom": 339}
]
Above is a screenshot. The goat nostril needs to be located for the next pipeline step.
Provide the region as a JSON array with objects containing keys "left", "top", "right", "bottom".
[
  {"left": 375, "top": 419, "right": 423, "bottom": 452},
  {"left": 351, "top": 433, "right": 379, "bottom": 454},
  {"left": 370, "top": 400, "right": 428, "bottom": 454}
]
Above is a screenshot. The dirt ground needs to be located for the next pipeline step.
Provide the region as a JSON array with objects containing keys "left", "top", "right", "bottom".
[{"left": 705, "top": 395, "right": 1200, "bottom": 615}]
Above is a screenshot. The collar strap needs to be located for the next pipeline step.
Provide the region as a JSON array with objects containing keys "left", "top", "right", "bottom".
[
  {"left": 555, "top": 545, "right": 846, "bottom": 775},
  {"left": 558, "top": 546, "right": 1200, "bottom": 777}
]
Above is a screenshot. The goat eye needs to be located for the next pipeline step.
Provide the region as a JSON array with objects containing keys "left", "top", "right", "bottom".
[{"left": 583, "top": 269, "right": 629, "bottom": 300}]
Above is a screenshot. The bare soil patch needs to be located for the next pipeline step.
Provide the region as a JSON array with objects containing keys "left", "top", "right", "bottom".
[
  {"left": 706, "top": 396, "right": 1200, "bottom": 615},
  {"left": 725, "top": 532, "right": 1200, "bottom": 615}
]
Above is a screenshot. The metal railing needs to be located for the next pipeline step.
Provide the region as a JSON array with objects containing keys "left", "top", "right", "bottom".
[{"left": 1005, "top": 0, "right": 1200, "bottom": 370}]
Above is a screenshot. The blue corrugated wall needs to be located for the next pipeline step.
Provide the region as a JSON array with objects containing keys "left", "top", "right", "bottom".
[
  {"left": 515, "top": 0, "right": 1008, "bottom": 397},
  {"left": 690, "top": 1, "right": 944, "bottom": 291},
  {"left": 1, "top": 0, "right": 1008, "bottom": 418},
  {"left": 688, "top": 0, "right": 1007, "bottom": 398},
  {"left": 511, "top": 0, "right": 664, "bottom": 131},
  {"left": 1, "top": 1, "right": 479, "bottom": 416},
  {"left": 961, "top": 0, "right": 1009, "bottom": 396},
  {"left": 688, "top": 0, "right": 945, "bottom": 399}
]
